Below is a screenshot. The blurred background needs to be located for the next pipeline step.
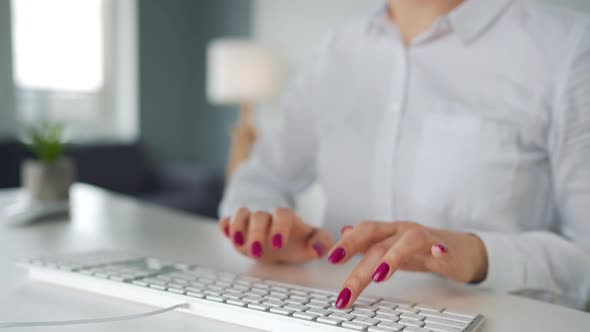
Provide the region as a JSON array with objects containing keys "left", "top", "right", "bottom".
[{"left": 1, "top": 0, "right": 589, "bottom": 220}]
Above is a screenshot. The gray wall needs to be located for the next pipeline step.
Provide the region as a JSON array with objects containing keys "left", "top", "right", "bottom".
[
  {"left": 138, "top": 0, "right": 252, "bottom": 170},
  {"left": 0, "top": 0, "right": 15, "bottom": 136}
]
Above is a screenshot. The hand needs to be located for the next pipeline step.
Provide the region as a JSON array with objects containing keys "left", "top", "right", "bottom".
[
  {"left": 328, "top": 221, "right": 488, "bottom": 308},
  {"left": 219, "top": 208, "right": 334, "bottom": 264}
]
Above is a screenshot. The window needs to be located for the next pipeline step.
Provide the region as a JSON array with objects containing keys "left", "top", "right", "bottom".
[{"left": 10, "top": 0, "right": 138, "bottom": 141}]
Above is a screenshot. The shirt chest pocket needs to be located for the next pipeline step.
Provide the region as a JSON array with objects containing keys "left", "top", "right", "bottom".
[{"left": 410, "top": 101, "right": 522, "bottom": 221}]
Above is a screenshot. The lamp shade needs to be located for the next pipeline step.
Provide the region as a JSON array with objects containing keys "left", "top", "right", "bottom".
[{"left": 207, "top": 39, "right": 279, "bottom": 105}]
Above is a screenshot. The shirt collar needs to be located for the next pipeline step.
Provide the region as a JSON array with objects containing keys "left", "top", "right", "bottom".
[
  {"left": 449, "top": 0, "right": 514, "bottom": 43},
  {"left": 367, "top": 0, "right": 514, "bottom": 44}
]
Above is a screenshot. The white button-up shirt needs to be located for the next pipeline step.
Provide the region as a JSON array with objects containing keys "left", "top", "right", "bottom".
[{"left": 220, "top": 0, "right": 590, "bottom": 305}]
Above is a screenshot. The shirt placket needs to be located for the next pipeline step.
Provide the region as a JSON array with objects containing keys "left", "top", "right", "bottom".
[{"left": 373, "top": 39, "right": 409, "bottom": 221}]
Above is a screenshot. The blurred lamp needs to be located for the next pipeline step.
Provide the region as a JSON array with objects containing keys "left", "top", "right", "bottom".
[
  {"left": 206, "top": 38, "right": 279, "bottom": 122},
  {"left": 207, "top": 39, "right": 279, "bottom": 177}
]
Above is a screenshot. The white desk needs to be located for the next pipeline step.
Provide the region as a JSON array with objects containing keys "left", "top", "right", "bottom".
[{"left": 1, "top": 184, "right": 588, "bottom": 331}]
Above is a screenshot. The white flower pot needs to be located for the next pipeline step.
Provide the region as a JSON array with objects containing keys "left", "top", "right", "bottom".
[{"left": 21, "top": 157, "right": 76, "bottom": 202}]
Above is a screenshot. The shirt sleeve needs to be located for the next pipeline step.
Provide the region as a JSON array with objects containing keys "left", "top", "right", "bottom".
[
  {"left": 218, "top": 35, "right": 332, "bottom": 219},
  {"left": 472, "top": 23, "right": 590, "bottom": 307}
]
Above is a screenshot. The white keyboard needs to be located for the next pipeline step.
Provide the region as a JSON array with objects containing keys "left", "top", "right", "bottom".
[{"left": 18, "top": 251, "right": 484, "bottom": 332}]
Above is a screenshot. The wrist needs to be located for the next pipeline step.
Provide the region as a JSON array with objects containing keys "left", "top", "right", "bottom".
[{"left": 468, "top": 233, "right": 488, "bottom": 283}]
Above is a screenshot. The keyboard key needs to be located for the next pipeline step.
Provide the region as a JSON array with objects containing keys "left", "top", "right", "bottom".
[
  {"left": 423, "top": 323, "right": 463, "bottom": 332},
  {"left": 293, "top": 312, "right": 318, "bottom": 320},
  {"left": 400, "top": 313, "right": 424, "bottom": 321},
  {"left": 132, "top": 280, "right": 148, "bottom": 287},
  {"left": 306, "top": 308, "right": 331, "bottom": 316},
  {"left": 248, "top": 303, "right": 270, "bottom": 311},
  {"left": 249, "top": 288, "right": 268, "bottom": 296},
  {"left": 243, "top": 296, "right": 264, "bottom": 303},
  {"left": 399, "top": 318, "right": 423, "bottom": 327},
  {"left": 374, "top": 314, "right": 399, "bottom": 323},
  {"left": 284, "top": 304, "right": 309, "bottom": 312},
  {"left": 262, "top": 300, "right": 286, "bottom": 308},
  {"left": 442, "top": 309, "right": 478, "bottom": 320},
  {"left": 285, "top": 298, "right": 308, "bottom": 305},
  {"left": 353, "top": 317, "right": 379, "bottom": 326},
  {"left": 420, "top": 311, "right": 472, "bottom": 323},
  {"left": 351, "top": 310, "right": 376, "bottom": 317},
  {"left": 167, "top": 287, "right": 185, "bottom": 294},
  {"left": 376, "top": 322, "right": 405, "bottom": 331},
  {"left": 204, "top": 290, "right": 222, "bottom": 296},
  {"left": 395, "top": 306, "right": 419, "bottom": 314},
  {"left": 424, "top": 317, "right": 468, "bottom": 328},
  {"left": 368, "top": 327, "right": 397, "bottom": 332},
  {"left": 414, "top": 304, "right": 444, "bottom": 312},
  {"left": 376, "top": 308, "right": 400, "bottom": 316},
  {"left": 328, "top": 307, "right": 353, "bottom": 313},
  {"left": 307, "top": 301, "right": 329, "bottom": 309},
  {"left": 341, "top": 321, "right": 369, "bottom": 330},
  {"left": 269, "top": 307, "right": 295, "bottom": 315},
  {"left": 329, "top": 312, "right": 356, "bottom": 321},
  {"left": 186, "top": 291, "right": 205, "bottom": 298},
  {"left": 316, "top": 316, "right": 341, "bottom": 325},
  {"left": 227, "top": 299, "right": 246, "bottom": 307},
  {"left": 402, "top": 327, "right": 430, "bottom": 332},
  {"left": 149, "top": 284, "right": 166, "bottom": 291},
  {"left": 206, "top": 295, "right": 225, "bottom": 302}
]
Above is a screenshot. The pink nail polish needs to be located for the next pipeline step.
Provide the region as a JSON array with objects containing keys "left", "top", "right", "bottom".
[
  {"left": 328, "top": 247, "right": 346, "bottom": 264},
  {"left": 233, "top": 231, "right": 244, "bottom": 246},
  {"left": 313, "top": 242, "right": 325, "bottom": 256},
  {"left": 223, "top": 225, "right": 230, "bottom": 237},
  {"left": 372, "top": 262, "right": 390, "bottom": 282},
  {"left": 251, "top": 241, "right": 263, "bottom": 258},
  {"left": 434, "top": 243, "right": 448, "bottom": 253},
  {"left": 271, "top": 234, "right": 283, "bottom": 249},
  {"left": 335, "top": 288, "right": 352, "bottom": 309}
]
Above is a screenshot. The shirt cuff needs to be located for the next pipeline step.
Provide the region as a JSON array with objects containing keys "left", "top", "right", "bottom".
[{"left": 469, "top": 231, "right": 528, "bottom": 292}]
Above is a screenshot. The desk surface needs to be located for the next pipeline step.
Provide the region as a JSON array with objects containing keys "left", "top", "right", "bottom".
[{"left": 1, "top": 184, "right": 588, "bottom": 331}]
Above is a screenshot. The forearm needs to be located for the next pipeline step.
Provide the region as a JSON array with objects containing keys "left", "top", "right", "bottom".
[{"left": 473, "top": 230, "right": 590, "bottom": 308}]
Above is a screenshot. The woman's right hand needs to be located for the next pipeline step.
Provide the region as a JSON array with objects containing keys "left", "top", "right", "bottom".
[{"left": 219, "top": 208, "right": 333, "bottom": 264}]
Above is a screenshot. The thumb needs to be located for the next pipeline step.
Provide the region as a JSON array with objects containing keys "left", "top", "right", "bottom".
[{"left": 305, "top": 228, "right": 334, "bottom": 259}]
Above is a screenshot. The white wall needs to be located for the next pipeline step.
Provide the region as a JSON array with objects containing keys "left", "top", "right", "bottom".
[{"left": 0, "top": 0, "right": 15, "bottom": 136}]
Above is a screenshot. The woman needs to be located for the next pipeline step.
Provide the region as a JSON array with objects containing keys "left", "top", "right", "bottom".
[{"left": 219, "top": 0, "right": 590, "bottom": 309}]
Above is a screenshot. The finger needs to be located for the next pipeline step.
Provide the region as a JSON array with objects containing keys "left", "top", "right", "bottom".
[
  {"left": 335, "top": 241, "right": 390, "bottom": 309},
  {"left": 230, "top": 208, "right": 250, "bottom": 247},
  {"left": 328, "top": 221, "right": 396, "bottom": 264},
  {"left": 268, "top": 208, "right": 296, "bottom": 250},
  {"left": 340, "top": 225, "right": 353, "bottom": 235},
  {"left": 305, "top": 228, "right": 333, "bottom": 259},
  {"left": 219, "top": 217, "right": 230, "bottom": 238},
  {"left": 372, "top": 229, "right": 432, "bottom": 283},
  {"left": 247, "top": 211, "right": 271, "bottom": 259}
]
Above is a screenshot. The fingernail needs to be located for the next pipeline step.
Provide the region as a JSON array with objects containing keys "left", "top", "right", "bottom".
[
  {"left": 223, "top": 225, "right": 230, "bottom": 237},
  {"left": 313, "top": 242, "right": 325, "bottom": 256},
  {"left": 372, "top": 262, "right": 390, "bottom": 282},
  {"left": 233, "top": 231, "right": 244, "bottom": 246},
  {"left": 340, "top": 225, "right": 353, "bottom": 234},
  {"left": 328, "top": 247, "right": 346, "bottom": 264},
  {"left": 434, "top": 243, "right": 448, "bottom": 253},
  {"left": 335, "top": 288, "right": 352, "bottom": 309},
  {"left": 251, "top": 241, "right": 263, "bottom": 258},
  {"left": 271, "top": 234, "right": 283, "bottom": 249}
]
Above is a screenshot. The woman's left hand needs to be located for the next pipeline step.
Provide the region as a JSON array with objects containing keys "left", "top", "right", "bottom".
[{"left": 328, "top": 221, "right": 488, "bottom": 308}]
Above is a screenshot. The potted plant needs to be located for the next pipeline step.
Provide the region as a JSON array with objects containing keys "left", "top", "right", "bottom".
[{"left": 21, "top": 123, "right": 76, "bottom": 202}]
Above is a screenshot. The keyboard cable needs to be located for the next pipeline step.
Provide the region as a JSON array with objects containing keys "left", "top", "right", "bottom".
[{"left": 0, "top": 303, "right": 190, "bottom": 329}]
